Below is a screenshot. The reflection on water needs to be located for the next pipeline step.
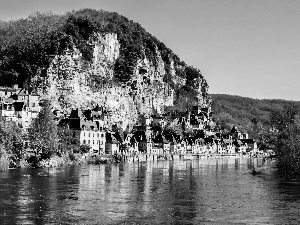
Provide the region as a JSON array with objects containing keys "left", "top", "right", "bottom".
[{"left": 1, "top": 158, "right": 300, "bottom": 224}]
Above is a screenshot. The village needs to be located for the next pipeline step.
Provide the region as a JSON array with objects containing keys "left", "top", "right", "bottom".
[{"left": 0, "top": 84, "right": 263, "bottom": 161}]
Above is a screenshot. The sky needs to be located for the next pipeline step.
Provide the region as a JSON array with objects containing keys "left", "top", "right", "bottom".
[{"left": 1, "top": 0, "right": 300, "bottom": 101}]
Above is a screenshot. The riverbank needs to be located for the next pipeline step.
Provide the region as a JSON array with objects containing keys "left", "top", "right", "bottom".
[
  {"left": 0, "top": 152, "right": 269, "bottom": 171},
  {"left": 87, "top": 152, "right": 266, "bottom": 164}
]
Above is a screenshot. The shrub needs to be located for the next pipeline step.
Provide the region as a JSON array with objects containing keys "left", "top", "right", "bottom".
[{"left": 0, "top": 154, "right": 10, "bottom": 171}]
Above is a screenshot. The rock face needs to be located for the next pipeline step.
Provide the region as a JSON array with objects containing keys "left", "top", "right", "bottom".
[{"left": 37, "top": 33, "right": 210, "bottom": 131}]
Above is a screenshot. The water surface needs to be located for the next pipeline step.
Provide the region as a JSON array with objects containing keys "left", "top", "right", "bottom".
[{"left": 1, "top": 158, "right": 300, "bottom": 224}]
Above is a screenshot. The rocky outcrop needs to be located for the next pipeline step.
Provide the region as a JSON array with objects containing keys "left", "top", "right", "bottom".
[{"left": 37, "top": 32, "right": 210, "bottom": 131}]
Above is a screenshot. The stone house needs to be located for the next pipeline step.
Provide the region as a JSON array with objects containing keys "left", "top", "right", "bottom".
[
  {"left": 0, "top": 98, "right": 16, "bottom": 122},
  {"left": 152, "top": 116, "right": 167, "bottom": 129},
  {"left": 177, "top": 139, "right": 187, "bottom": 155},
  {"left": 233, "top": 140, "right": 247, "bottom": 153},
  {"left": 230, "top": 126, "right": 249, "bottom": 140},
  {"left": 151, "top": 133, "right": 165, "bottom": 155},
  {"left": 195, "top": 138, "right": 206, "bottom": 154},
  {"left": 13, "top": 101, "right": 31, "bottom": 129},
  {"left": 164, "top": 134, "right": 179, "bottom": 154},
  {"left": 243, "top": 139, "right": 258, "bottom": 154},
  {"left": 61, "top": 108, "right": 106, "bottom": 154},
  {"left": 222, "top": 139, "right": 235, "bottom": 154},
  {"left": 0, "top": 85, "right": 20, "bottom": 102}
]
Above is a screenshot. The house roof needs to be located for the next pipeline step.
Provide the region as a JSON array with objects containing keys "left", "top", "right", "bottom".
[
  {"left": 69, "top": 108, "right": 84, "bottom": 119},
  {"left": 196, "top": 138, "right": 205, "bottom": 145},
  {"left": 153, "top": 133, "right": 163, "bottom": 143},
  {"left": 152, "top": 133, "right": 173, "bottom": 144},
  {"left": 164, "top": 134, "right": 178, "bottom": 144},
  {"left": 30, "top": 90, "right": 39, "bottom": 96},
  {"left": 187, "top": 137, "right": 196, "bottom": 145},
  {"left": 230, "top": 126, "right": 240, "bottom": 134},
  {"left": 131, "top": 131, "right": 148, "bottom": 143},
  {"left": 234, "top": 140, "right": 245, "bottom": 147},
  {"left": 204, "top": 138, "right": 214, "bottom": 144},
  {"left": 61, "top": 117, "right": 99, "bottom": 130},
  {"left": 0, "top": 87, "right": 17, "bottom": 92},
  {"left": 2, "top": 98, "right": 14, "bottom": 104},
  {"left": 223, "top": 139, "right": 233, "bottom": 144},
  {"left": 16, "top": 89, "right": 29, "bottom": 96},
  {"left": 242, "top": 139, "right": 256, "bottom": 144}
]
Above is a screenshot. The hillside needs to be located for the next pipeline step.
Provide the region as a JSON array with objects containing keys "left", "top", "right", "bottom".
[
  {"left": 0, "top": 9, "right": 211, "bottom": 131},
  {"left": 211, "top": 94, "right": 300, "bottom": 137}
]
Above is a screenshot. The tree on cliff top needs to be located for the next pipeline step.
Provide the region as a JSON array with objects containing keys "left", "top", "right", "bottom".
[
  {"left": 28, "top": 100, "right": 59, "bottom": 158},
  {"left": 0, "top": 9, "right": 205, "bottom": 88}
]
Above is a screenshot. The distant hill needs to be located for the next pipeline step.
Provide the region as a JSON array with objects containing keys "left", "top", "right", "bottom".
[{"left": 211, "top": 94, "right": 300, "bottom": 138}]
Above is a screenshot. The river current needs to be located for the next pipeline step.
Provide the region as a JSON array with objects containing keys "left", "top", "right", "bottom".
[{"left": 1, "top": 158, "right": 300, "bottom": 224}]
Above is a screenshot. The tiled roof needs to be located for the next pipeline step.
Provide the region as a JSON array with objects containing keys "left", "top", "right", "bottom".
[
  {"left": 223, "top": 139, "right": 233, "bottom": 144},
  {"left": 3, "top": 98, "right": 14, "bottom": 104},
  {"left": 16, "top": 89, "right": 29, "bottom": 96}
]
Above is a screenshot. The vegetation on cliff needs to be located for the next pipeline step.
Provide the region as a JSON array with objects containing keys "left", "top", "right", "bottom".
[{"left": 0, "top": 9, "right": 204, "bottom": 100}]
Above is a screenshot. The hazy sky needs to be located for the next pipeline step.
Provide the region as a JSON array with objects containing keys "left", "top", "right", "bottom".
[{"left": 1, "top": 0, "right": 300, "bottom": 101}]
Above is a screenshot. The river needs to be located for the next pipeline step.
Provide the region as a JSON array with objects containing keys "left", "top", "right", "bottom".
[{"left": 1, "top": 158, "right": 300, "bottom": 224}]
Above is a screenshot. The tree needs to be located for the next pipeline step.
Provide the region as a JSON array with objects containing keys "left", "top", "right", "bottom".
[
  {"left": 28, "top": 100, "right": 59, "bottom": 158},
  {"left": 268, "top": 104, "right": 300, "bottom": 176},
  {"left": 57, "top": 122, "right": 73, "bottom": 155},
  {"left": 79, "top": 145, "right": 90, "bottom": 154},
  {"left": 0, "top": 121, "right": 24, "bottom": 158}
]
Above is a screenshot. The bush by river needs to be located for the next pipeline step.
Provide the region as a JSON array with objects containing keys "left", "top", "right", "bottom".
[{"left": 0, "top": 152, "right": 87, "bottom": 171}]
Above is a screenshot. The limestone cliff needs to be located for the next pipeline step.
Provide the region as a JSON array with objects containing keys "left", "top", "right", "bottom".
[{"left": 37, "top": 32, "right": 210, "bottom": 131}]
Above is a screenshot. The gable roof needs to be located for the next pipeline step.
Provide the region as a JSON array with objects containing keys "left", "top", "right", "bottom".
[{"left": 16, "top": 88, "right": 29, "bottom": 96}]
